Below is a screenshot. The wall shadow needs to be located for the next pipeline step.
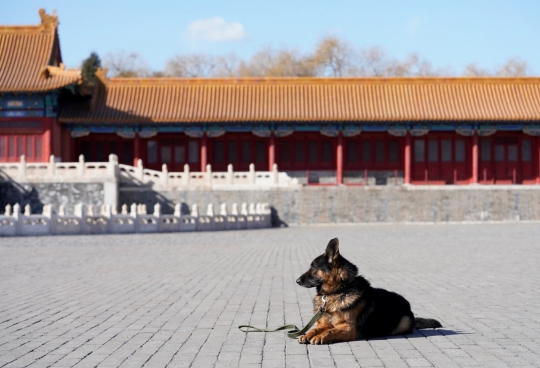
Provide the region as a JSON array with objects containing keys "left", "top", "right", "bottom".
[
  {"left": 0, "top": 178, "right": 44, "bottom": 214},
  {"left": 271, "top": 207, "right": 288, "bottom": 227}
]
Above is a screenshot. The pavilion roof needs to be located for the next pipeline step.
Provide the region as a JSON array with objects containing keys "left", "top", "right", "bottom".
[
  {"left": 0, "top": 9, "right": 81, "bottom": 93},
  {"left": 59, "top": 72, "right": 540, "bottom": 125}
]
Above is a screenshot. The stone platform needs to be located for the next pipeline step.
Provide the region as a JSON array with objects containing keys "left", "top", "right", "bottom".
[{"left": 0, "top": 224, "right": 539, "bottom": 367}]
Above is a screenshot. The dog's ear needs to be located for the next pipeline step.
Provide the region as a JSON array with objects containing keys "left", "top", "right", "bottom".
[{"left": 325, "top": 238, "right": 339, "bottom": 263}]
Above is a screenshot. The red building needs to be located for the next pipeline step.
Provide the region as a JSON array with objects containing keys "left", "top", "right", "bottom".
[
  {"left": 3, "top": 10, "right": 540, "bottom": 185},
  {"left": 0, "top": 10, "right": 81, "bottom": 163},
  {"left": 59, "top": 71, "right": 540, "bottom": 185}
]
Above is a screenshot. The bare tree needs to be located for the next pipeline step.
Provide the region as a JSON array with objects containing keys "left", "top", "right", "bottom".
[
  {"left": 356, "top": 47, "right": 392, "bottom": 76},
  {"left": 496, "top": 58, "right": 529, "bottom": 76},
  {"left": 312, "top": 36, "right": 359, "bottom": 77},
  {"left": 463, "top": 58, "right": 529, "bottom": 77},
  {"left": 384, "top": 53, "right": 442, "bottom": 77},
  {"left": 165, "top": 54, "right": 217, "bottom": 77},
  {"left": 102, "top": 50, "right": 150, "bottom": 77},
  {"left": 213, "top": 54, "right": 241, "bottom": 77},
  {"left": 463, "top": 63, "right": 491, "bottom": 76},
  {"left": 101, "top": 36, "right": 531, "bottom": 79},
  {"left": 238, "top": 47, "right": 316, "bottom": 77}
]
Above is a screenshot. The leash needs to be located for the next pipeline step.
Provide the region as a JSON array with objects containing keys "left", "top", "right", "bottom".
[{"left": 238, "top": 296, "right": 326, "bottom": 339}]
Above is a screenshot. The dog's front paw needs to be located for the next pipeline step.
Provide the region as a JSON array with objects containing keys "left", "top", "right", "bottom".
[
  {"left": 309, "top": 334, "right": 330, "bottom": 345},
  {"left": 298, "top": 335, "right": 310, "bottom": 344}
]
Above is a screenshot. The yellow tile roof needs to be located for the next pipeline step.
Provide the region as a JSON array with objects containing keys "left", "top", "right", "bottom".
[
  {"left": 0, "top": 9, "right": 81, "bottom": 93},
  {"left": 60, "top": 74, "right": 540, "bottom": 124}
]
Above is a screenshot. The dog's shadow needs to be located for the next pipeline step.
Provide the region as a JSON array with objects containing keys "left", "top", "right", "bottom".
[
  {"left": 297, "top": 329, "right": 474, "bottom": 345},
  {"left": 369, "top": 328, "right": 472, "bottom": 341}
]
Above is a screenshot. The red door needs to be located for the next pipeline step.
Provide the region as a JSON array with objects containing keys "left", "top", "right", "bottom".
[
  {"left": 412, "top": 135, "right": 470, "bottom": 184},
  {"left": 493, "top": 138, "right": 517, "bottom": 183},
  {"left": 144, "top": 135, "right": 200, "bottom": 171},
  {"left": 479, "top": 135, "right": 535, "bottom": 184}
]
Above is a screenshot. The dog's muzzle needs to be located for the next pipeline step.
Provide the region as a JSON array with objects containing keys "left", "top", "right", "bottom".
[{"left": 296, "top": 273, "right": 320, "bottom": 288}]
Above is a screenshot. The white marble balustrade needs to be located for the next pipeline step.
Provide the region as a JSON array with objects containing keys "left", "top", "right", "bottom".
[
  {"left": 0, "top": 202, "right": 272, "bottom": 237},
  {"left": 0, "top": 153, "right": 299, "bottom": 189}
]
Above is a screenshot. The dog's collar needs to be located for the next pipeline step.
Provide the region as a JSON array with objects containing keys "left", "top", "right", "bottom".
[
  {"left": 318, "top": 295, "right": 327, "bottom": 312},
  {"left": 322, "top": 282, "right": 354, "bottom": 297}
]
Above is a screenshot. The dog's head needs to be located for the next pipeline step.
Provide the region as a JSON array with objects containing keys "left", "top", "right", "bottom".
[{"left": 296, "top": 238, "right": 358, "bottom": 294}]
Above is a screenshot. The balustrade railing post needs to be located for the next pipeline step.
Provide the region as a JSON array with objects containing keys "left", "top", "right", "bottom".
[
  {"left": 13, "top": 203, "right": 21, "bottom": 235},
  {"left": 19, "top": 155, "right": 27, "bottom": 180},
  {"left": 220, "top": 203, "right": 227, "bottom": 216},
  {"left": 183, "top": 164, "right": 190, "bottom": 186},
  {"left": 42, "top": 204, "right": 52, "bottom": 218},
  {"left": 13, "top": 204, "right": 20, "bottom": 219},
  {"left": 227, "top": 164, "right": 234, "bottom": 184},
  {"left": 48, "top": 155, "right": 56, "bottom": 177},
  {"left": 206, "top": 164, "right": 212, "bottom": 186},
  {"left": 207, "top": 203, "right": 214, "bottom": 216},
  {"left": 249, "top": 163, "right": 256, "bottom": 184},
  {"left": 272, "top": 163, "right": 279, "bottom": 185},
  {"left": 137, "top": 159, "right": 144, "bottom": 181},
  {"left": 162, "top": 164, "right": 169, "bottom": 186},
  {"left": 78, "top": 155, "right": 85, "bottom": 176},
  {"left": 102, "top": 204, "right": 112, "bottom": 218},
  {"left": 154, "top": 203, "right": 161, "bottom": 217},
  {"left": 108, "top": 154, "right": 118, "bottom": 178},
  {"left": 130, "top": 203, "right": 139, "bottom": 233},
  {"left": 191, "top": 204, "right": 198, "bottom": 217}
]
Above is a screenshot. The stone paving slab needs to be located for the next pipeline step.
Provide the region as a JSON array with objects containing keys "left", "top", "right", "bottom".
[{"left": 1, "top": 223, "right": 540, "bottom": 367}]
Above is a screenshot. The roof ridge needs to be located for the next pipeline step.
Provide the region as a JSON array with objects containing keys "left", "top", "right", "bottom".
[
  {"left": 103, "top": 76, "right": 540, "bottom": 86},
  {"left": 45, "top": 64, "right": 81, "bottom": 77},
  {"left": 0, "top": 9, "right": 58, "bottom": 33},
  {"left": 0, "top": 9, "right": 82, "bottom": 92}
]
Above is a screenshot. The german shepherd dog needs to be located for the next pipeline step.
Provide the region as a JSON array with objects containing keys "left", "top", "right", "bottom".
[{"left": 296, "top": 238, "right": 441, "bottom": 344}]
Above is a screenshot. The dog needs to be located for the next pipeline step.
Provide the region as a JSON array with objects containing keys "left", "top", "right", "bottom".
[{"left": 296, "top": 238, "right": 441, "bottom": 344}]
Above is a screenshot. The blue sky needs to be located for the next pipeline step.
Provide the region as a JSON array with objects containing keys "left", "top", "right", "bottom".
[{"left": 2, "top": 1, "right": 539, "bottom": 74}]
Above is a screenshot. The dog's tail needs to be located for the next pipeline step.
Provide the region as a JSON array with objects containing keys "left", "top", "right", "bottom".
[{"left": 415, "top": 317, "right": 442, "bottom": 329}]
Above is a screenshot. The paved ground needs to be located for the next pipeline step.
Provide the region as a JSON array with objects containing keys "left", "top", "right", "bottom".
[{"left": 0, "top": 224, "right": 539, "bottom": 368}]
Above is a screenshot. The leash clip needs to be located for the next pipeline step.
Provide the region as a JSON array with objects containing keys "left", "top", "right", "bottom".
[{"left": 318, "top": 295, "right": 327, "bottom": 312}]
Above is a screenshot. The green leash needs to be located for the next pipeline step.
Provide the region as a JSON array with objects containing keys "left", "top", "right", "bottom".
[{"left": 239, "top": 296, "right": 326, "bottom": 339}]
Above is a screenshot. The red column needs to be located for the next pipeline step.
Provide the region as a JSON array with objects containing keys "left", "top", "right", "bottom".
[
  {"left": 201, "top": 133, "right": 208, "bottom": 172},
  {"left": 61, "top": 126, "right": 72, "bottom": 161},
  {"left": 133, "top": 134, "right": 140, "bottom": 166},
  {"left": 69, "top": 134, "right": 75, "bottom": 162},
  {"left": 336, "top": 133, "right": 343, "bottom": 185},
  {"left": 472, "top": 132, "right": 478, "bottom": 184},
  {"left": 51, "top": 119, "right": 62, "bottom": 158},
  {"left": 42, "top": 118, "right": 52, "bottom": 161},
  {"left": 537, "top": 137, "right": 540, "bottom": 184},
  {"left": 404, "top": 132, "right": 411, "bottom": 184},
  {"left": 268, "top": 132, "right": 275, "bottom": 171}
]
